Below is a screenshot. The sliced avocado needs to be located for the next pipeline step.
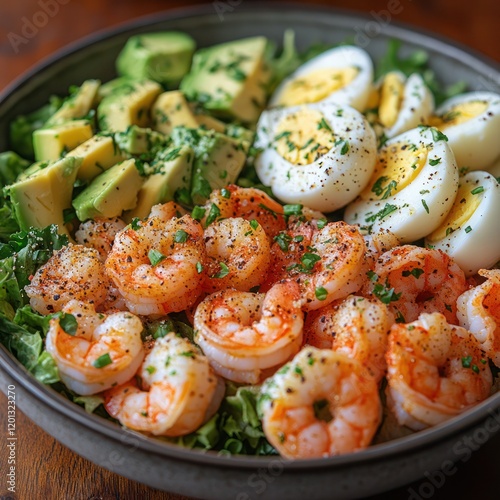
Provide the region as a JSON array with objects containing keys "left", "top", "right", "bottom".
[
  {"left": 116, "top": 32, "right": 196, "bottom": 87},
  {"left": 72, "top": 159, "right": 143, "bottom": 221},
  {"left": 171, "top": 127, "right": 246, "bottom": 205},
  {"left": 180, "top": 37, "right": 270, "bottom": 123},
  {"left": 125, "top": 145, "right": 194, "bottom": 221},
  {"left": 114, "top": 125, "right": 169, "bottom": 158},
  {"left": 192, "top": 109, "right": 226, "bottom": 133},
  {"left": 152, "top": 91, "right": 199, "bottom": 135},
  {"left": 66, "top": 134, "right": 125, "bottom": 182},
  {"left": 33, "top": 119, "right": 93, "bottom": 162},
  {"left": 97, "top": 80, "right": 162, "bottom": 132},
  {"left": 224, "top": 123, "right": 255, "bottom": 153},
  {"left": 45, "top": 80, "right": 101, "bottom": 127},
  {"left": 5, "top": 156, "right": 81, "bottom": 235},
  {"left": 98, "top": 77, "right": 140, "bottom": 100},
  {"left": 15, "top": 161, "right": 49, "bottom": 182}
]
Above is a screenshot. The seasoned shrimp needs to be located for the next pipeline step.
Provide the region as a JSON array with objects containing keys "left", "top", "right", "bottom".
[
  {"left": 457, "top": 269, "right": 500, "bottom": 367},
  {"left": 26, "top": 244, "right": 112, "bottom": 314},
  {"left": 367, "top": 245, "right": 467, "bottom": 324},
  {"left": 194, "top": 281, "right": 304, "bottom": 384},
  {"left": 148, "top": 201, "right": 187, "bottom": 221},
  {"left": 105, "top": 214, "right": 207, "bottom": 316},
  {"left": 202, "top": 185, "right": 286, "bottom": 239},
  {"left": 259, "top": 346, "right": 382, "bottom": 459},
  {"left": 331, "top": 296, "right": 392, "bottom": 382},
  {"left": 75, "top": 217, "right": 126, "bottom": 261},
  {"left": 203, "top": 217, "right": 271, "bottom": 292},
  {"left": 303, "top": 301, "right": 342, "bottom": 349},
  {"left": 304, "top": 296, "right": 391, "bottom": 381},
  {"left": 264, "top": 220, "right": 367, "bottom": 311},
  {"left": 386, "top": 312, "right": 492, "bottom": 430},
  {"left": 46, "top": 300, "right": 144, "bottom": 395},
  {"left": 104, "top": 333, "right": 219, "bottom": 436}
]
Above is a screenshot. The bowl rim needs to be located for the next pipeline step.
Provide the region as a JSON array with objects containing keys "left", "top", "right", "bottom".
[{"left": 1, "top": 0, "right": 499, "bottom": 471}]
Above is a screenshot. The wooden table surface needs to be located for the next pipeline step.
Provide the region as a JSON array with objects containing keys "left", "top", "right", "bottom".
[{"left": 1, "top": 0, "right": 499, "bottom": 499}]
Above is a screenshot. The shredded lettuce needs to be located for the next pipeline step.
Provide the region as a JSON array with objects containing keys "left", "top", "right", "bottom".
[
  {"left": 172, "top": 383, "right": 276, "bottom": 455},
  {"left": 376, "top": 39, "right": 467, "bottom": 105},
  {"left": 9, "top": 96, "right": 64, "bottom": 159},
  {"left": 266, "top": 30, "right": 336, "bottom": 94}
]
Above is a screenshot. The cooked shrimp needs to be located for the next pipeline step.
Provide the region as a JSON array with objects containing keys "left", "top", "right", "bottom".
[
  {"left": 104, "top": 333, "right": 219, "bottom": 436},
  {"left": 386, "top": 312, "right": 492, "bottom": 430},
  {"left": 75, "top": 217, "right": 126, "bottom": 261},
  {"left": 105, "top": 213, "right": 207, "bottom": 316},
  {"left": 148, "top": 201, "right": 187, "bottom": 221},
  {"left": 26, "top": 244, "right": 112, "bottom": 315},
  {"left": 366, "top": 245, "right": 467, "bottom": 324},
  {"left": 259, "top": 346, "right": 382, "bottom": 459},
  {"left": 46, "top": 300, "right": 144, "bottom": 395},
  {"left": 194, "top": 281, "right": 304, "bottom": 384},
  {"left": 202, "top": 185, "right": 286, "bottom": 239},
  {"left": 264, "top": 220, "right": 367, "bottom": 311},
  {"left": 303, "top": 301, "right": 341, "bottom": 349},
  {"left": 330, "top": 296, "right": 392, "bottom": 382},
  {"left": 457, "top": 269, "right": 500, "bottom": 367},
  {"left": 304, "top": 296, "right": 391, "bottom": 381},
  {"left": 203, "top": 217, "right": 271, "bottom": 292},
  {"left": 363, "top": 228, "right": 400, "bottom": 258}
]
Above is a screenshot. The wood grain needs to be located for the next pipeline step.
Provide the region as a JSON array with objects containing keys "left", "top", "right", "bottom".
[{"left": 0, "top": 0, "right": 499, "bottom": 499}]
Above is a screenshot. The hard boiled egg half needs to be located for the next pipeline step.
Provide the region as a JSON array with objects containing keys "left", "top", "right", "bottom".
[
  {"left": 254, "top": 102, "right": 377, "bottom": 212},
  {"left": 376, "top": 71, "right": 434, "bottom": 138},
  {"left": 425, "top": 171, "right": 500, "bottom": 276},
  {"left": 269, "top": 45, "right": 373, "bottom": 112},
  {"left": 428, "top": 91, "right": 500, "bottom": 171},
  {"left": 344, "top": 126, "right": 458, "bottom": 243}
]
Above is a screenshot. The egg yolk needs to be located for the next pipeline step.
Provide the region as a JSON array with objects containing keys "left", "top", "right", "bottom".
[
  {"left": 278, "top": 67, "right": 359, "bottom": 106},
  {"left": 378, "top": 72, "right": 405, "bottom": 128},
  {"left": 426, "top": 182, "right": 482, "bottom": 242},
  {"left": 428, "top": 101, "right": 488, "bottom": 130},
  {"left": 361, "top": 141, "right": 428, "bottom": 201},
  {"left": 274, "top": 107, "right": 335, "bottom": 165}
]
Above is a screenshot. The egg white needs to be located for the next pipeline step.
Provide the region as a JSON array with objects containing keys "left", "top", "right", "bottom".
[
  {"left": 486, "top": 155, "right": 500, "bottom": 179},
  {"left": 254, "top": 102, "right": 377, "bottom": 212},
  {"left": 432, "top": 91, "right": 500, "bottom": 171},
  {"left": 344, "top": 126, "right": 459, "bottom": 243},
  {"left": 380, "top": 72, "right": 434, "bottom": 139},
  {"left": 269, "top": 45, "right": 373, "bottom": 112},
  {"left": 425, "top": 171, "right": 500, "bottom": 276}
]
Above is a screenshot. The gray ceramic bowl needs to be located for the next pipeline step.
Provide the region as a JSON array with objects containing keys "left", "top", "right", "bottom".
[{"left": 1, "top": 4, "right": 499, "bottom": 499}]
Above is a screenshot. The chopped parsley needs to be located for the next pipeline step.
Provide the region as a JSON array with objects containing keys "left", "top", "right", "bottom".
[{"left": 214, "top": 262, "right": 230, "bottom": 279}]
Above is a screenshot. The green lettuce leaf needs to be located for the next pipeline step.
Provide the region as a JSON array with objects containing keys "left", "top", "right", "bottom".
[
  {"left": 32, "top": 351, "right": 60, "bottom": 384},
  {"left": 9, "top": 95, "right": 64, "bottom": 159}
]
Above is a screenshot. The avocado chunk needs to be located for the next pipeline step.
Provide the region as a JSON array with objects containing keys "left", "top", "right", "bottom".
[
  {"left": 98, "top": 77, "right": 140, "bottom": 100},
  {"left": 97, "top": 80, "right": 162, "bottom": 132},
  {"left": 171, "top": 127, "right": 246, "bottom": 205},
  {"left": 5, "top": 156, "right": 81, "bottom": 235},
  {"left": 33, "top": 119, "right": 93, "bottom": 162},
  {"left": 114, "top": 125, "right": 169, "bottom": 159},
  {"left": 152, "top": 91, "right": 199, "bottom": 135},
  {"left": 45, "top": 80, "right": 101, "bottom": 127},
  {"left": 125, "top": 145, "right": 194, "bottom": 221},
  {"left": 180, "top": 36, "right": 270, "bottom": 123},
  {"left": 66, "top": 134, "right": 125, "bottom": 182},
  {"left": 116, "top": 32, "right": 196, "bottom": 87},
  {"left": 72, "top": 159, "right": 143, "bottom": 221}
]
